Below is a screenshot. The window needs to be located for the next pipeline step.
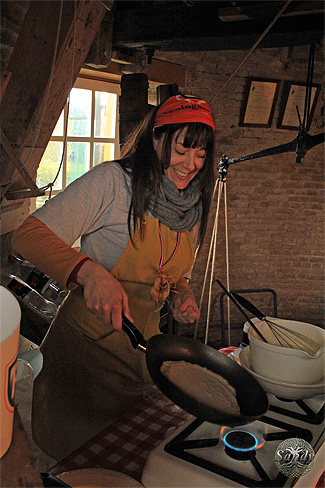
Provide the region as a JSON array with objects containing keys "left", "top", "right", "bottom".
[{"left": 33, "top": 78, "right": 120, "bottom": 210}]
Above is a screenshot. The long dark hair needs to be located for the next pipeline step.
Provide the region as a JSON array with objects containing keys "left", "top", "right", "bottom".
[{"left": 119, "top": 102, "right": 215, "bottom": 248}]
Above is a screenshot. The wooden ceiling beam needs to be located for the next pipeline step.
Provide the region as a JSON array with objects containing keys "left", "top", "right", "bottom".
[{"left": 112, "top": 2, "right": 324, "bottom": 51}]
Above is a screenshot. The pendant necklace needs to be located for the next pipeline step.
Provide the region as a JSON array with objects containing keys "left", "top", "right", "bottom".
[{"left": 151, "top": 225, "right": 181, "bottom": 303}]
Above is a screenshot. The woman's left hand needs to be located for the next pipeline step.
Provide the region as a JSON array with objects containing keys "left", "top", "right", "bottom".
[{"left": 171, "top": 286, "right": 200, "bottom": 324}]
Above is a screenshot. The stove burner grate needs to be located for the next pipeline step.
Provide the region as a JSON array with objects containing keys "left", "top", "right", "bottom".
[
  {"left": 164, "top": 417, "right": 313, "bottom": 487},
  {"left": 270, "top": 399, "right": 324, "bottom": 425}
]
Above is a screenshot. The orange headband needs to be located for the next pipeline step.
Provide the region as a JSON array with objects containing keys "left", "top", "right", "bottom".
[{"left": 154, "top": 95, "right": 215, "bottom": 132}]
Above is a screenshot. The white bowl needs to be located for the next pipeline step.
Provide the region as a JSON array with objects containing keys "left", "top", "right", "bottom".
[
  {"left": 247, "top": 318, "right": 325, "bottom": 385},
  {"left": 239, "top": 346, "right": 325, "bottom": 400}
]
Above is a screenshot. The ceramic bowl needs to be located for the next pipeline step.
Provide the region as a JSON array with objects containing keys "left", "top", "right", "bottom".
[
  {"left": 247, "top": 318, "right": 325, "bottom": 385},
  {"left": 239, "top": 346, "right": 325, "bottom": 400}
]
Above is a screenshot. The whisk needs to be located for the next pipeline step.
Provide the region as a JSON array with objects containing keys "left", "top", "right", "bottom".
[{"left": 231, "top": 292, "right": 321, "bottom": 356}]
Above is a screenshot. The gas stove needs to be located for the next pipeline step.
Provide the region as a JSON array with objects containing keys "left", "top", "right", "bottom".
[{"left": 141, "top": 394, "right": 324, "bottom": 487}]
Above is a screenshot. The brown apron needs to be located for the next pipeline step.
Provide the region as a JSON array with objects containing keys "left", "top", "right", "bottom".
[{"left": 32, "top": 216, "right": 194, "bottom": 459}]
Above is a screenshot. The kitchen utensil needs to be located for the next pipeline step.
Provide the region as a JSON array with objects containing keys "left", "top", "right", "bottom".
[
  {"left": 238, "top": 346, "right": 325, "bottom": 400},
  {"left": 121, "top": 316, "right": 268, "bottom": 426},
  {"left": 246, "top": 317, "right": 325, "bottom": 385},
  {"left": 41, "top": 472, "right": 72, "bottom": 487},
  {"left": 232, "top": 292, "right": 321, "bottom": 356},
  {"left": 216, "top": 280, "right": 268, "bottom": 343},
  {"left": 56, "top": 469, "right": 143, "bottom": 487}
]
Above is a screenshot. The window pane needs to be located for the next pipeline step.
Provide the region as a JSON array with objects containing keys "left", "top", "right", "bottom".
[
  {"left": 94, "top": 91, "right": 117, "bottom": 138},
  {"left": 35, "top": 195, "right": 50, "bottom": 210},
  {"left": 53, "top": 110, "right": 64, "bottom": 136},
  {"left": 93, "top": 143, "right": 115, "bottom": 165},
  {"left": 36, "top": 142, "right": 63, "bottom": 191},
  {"left": 66, "top": 142, "right": 90, "bottom": 185},
  {"left": 68, "top": 88, "right": 91, "bottom": 137}
]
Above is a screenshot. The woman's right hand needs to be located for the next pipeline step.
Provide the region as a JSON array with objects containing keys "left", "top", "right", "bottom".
[{"left": 76, "top": 259, "right": 133, "bottom": 331}]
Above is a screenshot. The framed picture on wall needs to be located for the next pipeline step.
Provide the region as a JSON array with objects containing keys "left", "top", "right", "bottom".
[
  {"left": 239, "top": 78, "right": 280, "bottom": 128},
  {"left": 277, "top": 82, "right": 320, "bottom": 130}
]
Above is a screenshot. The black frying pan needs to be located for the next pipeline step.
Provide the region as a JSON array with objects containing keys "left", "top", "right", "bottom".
[{"left": 122, "top": 316, "right": 269, "bottom": 427}]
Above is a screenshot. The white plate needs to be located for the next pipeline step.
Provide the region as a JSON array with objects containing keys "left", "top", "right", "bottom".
[
  {"left": 238, "top": 346, "right": 325, "bottom": 400},
  {"left": 57, "top": 469, "right": 143, "bottom": 487}
]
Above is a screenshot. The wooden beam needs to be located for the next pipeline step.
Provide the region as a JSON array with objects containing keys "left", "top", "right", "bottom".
[
  {"left": 23, "top": 1, "right": 107, "bottom": 151},
  {"left": 97, "top": 1, "right": 114, "bottom": 12},
  {"left": 85, "top": 8, "right": 114, "bottom": 68},
  {"left": 1, "top": 70, "right": 11, "bottom": 102},
  {"left": 112, "top": 1, "right": 324, "bottom": 52},
  {"left": 1, "top": 1, "right": 106, "bottom": 199},
  {"left": 0, "top": 129, "right": 43, "bottom": 200},
  {"left": 1, "top": 203, "right": 29, "bottom": 235},
  {"left": 4, "top": 189, "right": 45, "bottom": 201},
  {"left": 80, "top": 57, "right": 187, "bottom": 89}
]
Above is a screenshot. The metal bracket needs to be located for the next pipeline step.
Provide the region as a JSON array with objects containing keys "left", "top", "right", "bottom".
[
  {"left": 218, "top": 127, "right": 325, "bottom": 179},
  {"left": 218, "top": 155, "right": 229, "bottom": 182}
]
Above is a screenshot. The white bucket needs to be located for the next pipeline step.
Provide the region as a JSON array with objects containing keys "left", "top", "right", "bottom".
[{"left": 0, "top": 286, "right": 21, "bottom": 458}]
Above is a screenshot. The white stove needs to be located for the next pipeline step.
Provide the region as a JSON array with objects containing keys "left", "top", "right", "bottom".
[{"left": 141, "top": 394, "right": 324, "bottom": 487}]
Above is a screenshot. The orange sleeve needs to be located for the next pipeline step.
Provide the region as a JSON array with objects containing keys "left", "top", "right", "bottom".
[{"left": 12, "top": 216, "right": 90, "bottom": 289}]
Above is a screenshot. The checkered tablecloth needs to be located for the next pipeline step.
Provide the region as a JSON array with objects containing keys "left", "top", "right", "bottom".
[{"left": 50, "top": 393, "right": 191, "bottom": 482}]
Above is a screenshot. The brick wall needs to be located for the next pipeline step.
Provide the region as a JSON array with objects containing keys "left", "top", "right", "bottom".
[{"left": 157, "top": 47, "right": 324, "bottom": 345}]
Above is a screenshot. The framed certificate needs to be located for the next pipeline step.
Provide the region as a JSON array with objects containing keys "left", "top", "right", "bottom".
[
  {"left": 277, "top": 82, "right": 320, "bottom": 130},
  {"left": 239, "top": 78, "right": 280, "bottom": 128}
]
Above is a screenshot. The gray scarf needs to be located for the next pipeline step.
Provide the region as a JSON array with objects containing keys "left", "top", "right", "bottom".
[{"left": 149, "top": 176, "right": 202, "bottom": 232}]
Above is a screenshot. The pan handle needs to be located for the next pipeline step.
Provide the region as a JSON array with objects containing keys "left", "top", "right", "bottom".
[{"left": 122, "top": 315, "right": 147, "bottom": 351}]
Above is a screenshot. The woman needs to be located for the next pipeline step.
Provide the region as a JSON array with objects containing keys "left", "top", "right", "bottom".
[{"left": 12, "top": 94, "right": 216, "bottom": 459}]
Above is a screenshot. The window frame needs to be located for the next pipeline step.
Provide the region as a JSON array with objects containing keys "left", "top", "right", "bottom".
[{"left": 31, "top": 77, "right": 120, "bottom": 212}]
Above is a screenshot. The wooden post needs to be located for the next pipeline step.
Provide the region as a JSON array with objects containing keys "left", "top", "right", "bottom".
[{"left": 119, "top": 73, "right": 151, "bottom": 147}]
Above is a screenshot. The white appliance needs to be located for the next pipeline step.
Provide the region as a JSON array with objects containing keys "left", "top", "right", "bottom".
[{"left": 142, "top": 394, "right": 324, "bottom": 487}]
